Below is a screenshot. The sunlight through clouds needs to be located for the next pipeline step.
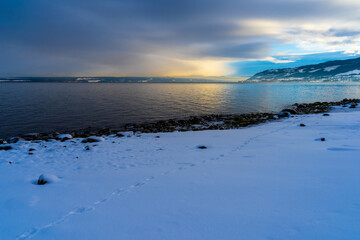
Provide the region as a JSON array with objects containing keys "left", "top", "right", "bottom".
[{"left": 1, "top": 0, "right": 360, "bottom": 77}]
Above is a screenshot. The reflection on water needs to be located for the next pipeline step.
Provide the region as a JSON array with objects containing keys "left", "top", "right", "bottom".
[{"left": 1, "top": 82, "right": 360, "bottom": 138}]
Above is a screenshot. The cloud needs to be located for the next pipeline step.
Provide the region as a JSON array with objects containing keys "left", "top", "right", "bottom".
[
  {"left": 1, "top": 0, "right": 360, "bottom": 77},
  {"left": 200, "top": 42, "right": 271, "bottom": 59}
]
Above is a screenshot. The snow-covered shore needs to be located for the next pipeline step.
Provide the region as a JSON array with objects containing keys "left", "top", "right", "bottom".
[{"left": 1, "top": 108, "right": 360, "bottom": 240}]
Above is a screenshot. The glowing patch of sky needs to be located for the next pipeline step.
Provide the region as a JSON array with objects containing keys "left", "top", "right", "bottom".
[{"left": 2, "top": 0, "right": 360, "bottom": 77}]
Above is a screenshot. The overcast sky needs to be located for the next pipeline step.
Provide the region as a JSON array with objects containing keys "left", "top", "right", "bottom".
[{"left": 2, "top": 0, "right": 360, "bottom": 77}]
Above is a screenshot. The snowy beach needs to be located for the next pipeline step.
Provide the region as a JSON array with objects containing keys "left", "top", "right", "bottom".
[{"left": 1, "top": 107, "right": 360, "bottom": 240}]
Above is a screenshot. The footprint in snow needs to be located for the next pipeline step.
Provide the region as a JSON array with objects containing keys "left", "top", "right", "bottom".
[
  {"left": 177, "top": 162, "right": 196, "bottom": 167},
  {"left": 197, "top": 145, "right": 207, "bottom": 149},
  {"left": 327, "top": 147, "right": 358, "bottom": 151},
  {"left": 70, "top": 206, "right": 94, "bottom": 214}
]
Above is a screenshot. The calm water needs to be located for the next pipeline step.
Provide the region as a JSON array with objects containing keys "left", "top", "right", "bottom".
[{"left": 1, "top": 82, "right": 360, "bottom": 138}]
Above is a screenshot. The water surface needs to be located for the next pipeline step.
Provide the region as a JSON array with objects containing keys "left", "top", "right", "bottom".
[{"left": 1, "top": 82, "right": 360, "bottom": 138}]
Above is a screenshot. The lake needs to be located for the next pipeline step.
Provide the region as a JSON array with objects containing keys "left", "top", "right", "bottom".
[{"left": 1, "top": 82, "right": 360, "bottom": 138}]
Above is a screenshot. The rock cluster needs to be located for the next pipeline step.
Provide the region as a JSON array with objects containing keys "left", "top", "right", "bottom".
[
  {"left": 0, "top": 98, "right": 359, "bottom": 145},
  {"left": 291, "top": 98, "right": 359, "bottom": 114}
]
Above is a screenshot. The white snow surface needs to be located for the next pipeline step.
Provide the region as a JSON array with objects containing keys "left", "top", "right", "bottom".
[
  {"left": 55, "top": 134, "right": 73, "bottom": 140},
  {"left": 337, "top": 69, "right": 360, "bottom": 76},
  {"left": 309, "top": 69, "right": 321, "bottom": 73},
  {"left": 1, "top": 109, "right": 360, "bottom": 240},
  {"left": 37, "top": 174, "right": 60, "bottom": 184},
  {"left": 323, "top": 65, "right": 340, "bottom": 72}
]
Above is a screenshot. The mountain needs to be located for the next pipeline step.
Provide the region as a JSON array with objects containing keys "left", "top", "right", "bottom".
[{"left": 247, "top": 57, "right": 360, "bottom": 82}]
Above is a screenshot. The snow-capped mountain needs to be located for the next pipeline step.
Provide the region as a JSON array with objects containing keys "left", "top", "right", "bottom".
[{"left": 247, "top": 57, "right": 360, "bottom": 82}]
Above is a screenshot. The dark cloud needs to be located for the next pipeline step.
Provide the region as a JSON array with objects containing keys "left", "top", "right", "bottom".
[
  {"left": 1, "top": 0, "right": 359, "bottom": 76},
  {"left": 328, "top": 29, "right": 360, "bottom": 37},
  {"left": 203, "top": 42, "right": 271, "bottom": 59}
]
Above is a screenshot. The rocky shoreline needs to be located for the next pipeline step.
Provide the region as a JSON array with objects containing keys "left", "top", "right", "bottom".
[{"left": 0, "top": 98, "right": 359, "bottom": 146}]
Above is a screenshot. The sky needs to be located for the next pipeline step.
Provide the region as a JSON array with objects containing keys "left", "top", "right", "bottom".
[{"left": 2, "top": 0, "right": 360, "bottom": 78}]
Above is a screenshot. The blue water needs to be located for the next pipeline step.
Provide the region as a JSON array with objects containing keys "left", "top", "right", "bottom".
[{"left": 1, "top": 82, "right": 360, "bottom": 138}]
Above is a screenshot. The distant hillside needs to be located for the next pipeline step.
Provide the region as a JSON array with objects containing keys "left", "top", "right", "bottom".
[
  {"left": 0, "top": 77, "right": 233, "bottom": 83},
  {"left": 247, "top": 57, "right": 360, "bottom": 82}
]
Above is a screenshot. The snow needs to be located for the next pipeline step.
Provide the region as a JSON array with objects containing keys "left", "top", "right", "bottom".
[
  {"left": 337, "top": 69, "right": 360, "bottom": 76},
  {"left": 55, "top": 134, "right": 73, "bottom": 140},
  {"left": 37, "top": 174, "right": 60, "bottom": 185},
  {"left": 1, "top": 108, "right": 360, "bottom": 239},
  {"left": 323, "top": 65, "right": 340, "bottom": 72},
  {"left": 82, "top": 136, "right": 105, "bottom": 143},
  {"left": 309, "top": 69, "right": 321, "bottom": 73}
]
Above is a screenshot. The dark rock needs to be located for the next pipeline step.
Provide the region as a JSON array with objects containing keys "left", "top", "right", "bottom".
[
  {"left": 37, "top": 174, "right": 59, "bottom": 185},
  {"left": 155, "top": 136, "right": 160, "bottom": 138},
  {"left": 197, "top": 145, "right": 207, "bottom": 149},
  {"left": 116, "top": 133, "right": 125, "bottom": 137},
  {"left": 349, "top": 103, "right": 357, "bottom": 108},
  {"left": 8, "top": 137, "right": 25, "bottom": 143},
  {"left": 0, "top": 140, "right": 6, "bottom": 145},
  {"left": 56, "top": 134, "right": 73, "bottom": 141},
  {"left": 82, "top": 137, "right": 104, "bottom": 143},
  {"left": 282, "top": 108, "right": 297, "bottom": 114},
  {"left": 84, "top": 145, "right": 91, "bottom": 150},
  {"left": 22, "top": 133, "right": 40, "bottom": 141},
  {"left": 0, "top": 146, "right": 12, "bottom": 151},
  {"left": 29, "top": 148, "right": 36, "bottom": 151},
  {"left": 278, "top": 111, "right": 291, "bottom": 118},
  {"left": 99, "top": 128, "right": 111, "bottom": 134},
  {"left": 323, "top": 113, "right": 330, "bottom": 116},
  {"left": 37, "top": 179, "right": 47, "bottom": 185},
  {"left": 321, "top": 137, "right": 326, "bottom": 141},
  {"left": 299, "top": 123, "right": 306, "bottom": 127}
]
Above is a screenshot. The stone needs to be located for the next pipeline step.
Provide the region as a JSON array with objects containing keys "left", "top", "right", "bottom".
[
  {"left": 8, "top": 137, "right": 25, "bottom": 143},
  {"left": 282, "top": 108, "right": 297, "bottom": 115},
  {"left": 22, "top": 133, "right": 40, "bottom": 141},
  {"left": 82, "top": 136, "right": 104, "bottom": 143},
  {"left": 0, "top": 146, "right": 12, "bottom": 151},
  {"left": 349, "top": 103, "right": 357, "bottom": 108},
  {"left": 56, "top": 134, "right": 73, "bottom": 141},
  {"left": 37, "top": 174, "right": 60, "bottom": 185},
  {"left": 278, "top": 111, "right": 291, "bottom": 118}
]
